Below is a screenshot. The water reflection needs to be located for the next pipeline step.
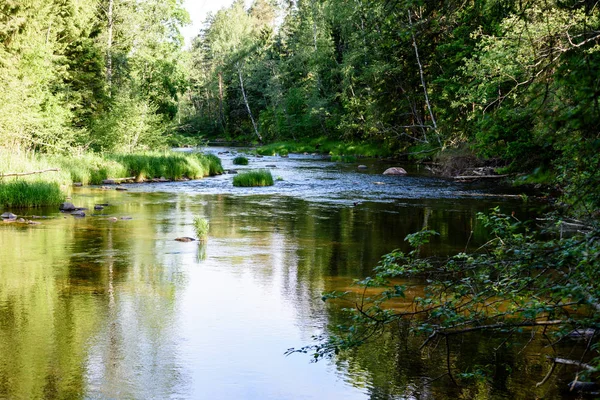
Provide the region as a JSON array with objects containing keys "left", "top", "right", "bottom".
[{"left": 0, "top": 185, "right": 549, "bottom": 399}]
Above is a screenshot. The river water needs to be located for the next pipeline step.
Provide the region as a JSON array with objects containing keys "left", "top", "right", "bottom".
[{"left": 0, "top": 149, "right": 572, "bottom": 399}]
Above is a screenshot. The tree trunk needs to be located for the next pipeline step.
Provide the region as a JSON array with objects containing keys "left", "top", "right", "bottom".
[
  {"left": 218, "top": 71, "right": 224, "bottom": 128},
  {"left": 408, "top": 10, "right": 439, "bottom": 145},
  {"left": 237, "top": 63, "right": 262, "bottom": 142},
  {"left": 106, "top": 0, "right": 114, "bottom": 93}
]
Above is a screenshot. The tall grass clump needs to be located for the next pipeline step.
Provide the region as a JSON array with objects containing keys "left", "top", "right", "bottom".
[
  {"left": 233, "top": 156, "right": 249, "bottom": 165},
  {"left": 51, "top": 154, "right": 128, "bottom": 185},
  {"left": 0, "top": 181, "right": 65, "bottom": 208},
  {"left": 193, "top": 216, "right": 210, "bottom": 241},
  {"left": 110, "top": 151, "right": 223, "bottom": 181},
  {"left": 232, "top": 170, "right": 274, "bottom": 187},
  {"left": 193, "top": 153, "right": 224, "bottom": 176}
]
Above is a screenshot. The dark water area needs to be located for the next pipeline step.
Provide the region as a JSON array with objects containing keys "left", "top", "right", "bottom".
[{"left": 0, "top": 148, "right": 576, "bottom": 399}]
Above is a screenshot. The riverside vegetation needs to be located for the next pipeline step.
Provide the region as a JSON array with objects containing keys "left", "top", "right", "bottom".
[
  {"left": 232, "top": 170, "right": 274, "bottom": 187},
  {"left": 0, "top": 152, "right": 223, "bottom": 207}
]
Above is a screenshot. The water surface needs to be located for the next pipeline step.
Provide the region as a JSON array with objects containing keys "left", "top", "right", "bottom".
[{"left": 0, "top": 150, "right": 565, "bottom": 399}]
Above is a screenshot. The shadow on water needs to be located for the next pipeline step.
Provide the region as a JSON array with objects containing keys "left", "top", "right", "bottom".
[{"left": 0, "top": 148, "right": 571, "bottom": 399}]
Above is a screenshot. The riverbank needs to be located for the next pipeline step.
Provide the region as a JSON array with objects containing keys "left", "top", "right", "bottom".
[{"left": 0, "top": 151, "right": 223, "bottom": 208}]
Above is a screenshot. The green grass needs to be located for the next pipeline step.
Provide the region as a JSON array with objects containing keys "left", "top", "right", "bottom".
[
  {"left": 109, "top": 151, "right": 223, "bottom": 182},
  {"left": 193, "top": 216, "right": 210, "bottom": 241},
  {"left": 331, "top": 155, "right": 357, "bottom": 163},
  {"left": 256, "top": 138, "right": 392, "bottom": 158},
  {"left": 232, "top": 170, "right": 274, "bottom": 187},
  {"left": 0, "top": 150, "right": 224, "bottom": 208},
  {"left": 0, "top": 181, "right": 65, "bottom": 208},
  {"left": 232, "top": 156, "right": 249, "bottom": 165}
]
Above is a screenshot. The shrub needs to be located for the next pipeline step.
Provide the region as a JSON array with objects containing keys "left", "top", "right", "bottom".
[
  {"left": 232, "top": 170, "right": 274, "bottom": 187},
  {"left": 233, "top": 156, "right": 249, "bottom": 165}
]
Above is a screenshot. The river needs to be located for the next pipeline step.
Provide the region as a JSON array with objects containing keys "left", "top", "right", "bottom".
[{"left": 0, "top": 148, "right": 572, "bottom": 399}]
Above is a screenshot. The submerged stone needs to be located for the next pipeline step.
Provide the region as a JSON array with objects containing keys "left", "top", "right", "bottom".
[
  {"left": 175, "top": 237, "right": 196, "bottom": 242},
  {"left": 59, "top": 202, "right": 77, "bottom": 211},
  {"left": 358, "top": 165, "right": 368, "bottom": 170},
  {"left": 383, "top": 167, "right": 407, "bottom": 176},
  {"left": 1, "top": 212, "right": 17, "bottom": 220}
]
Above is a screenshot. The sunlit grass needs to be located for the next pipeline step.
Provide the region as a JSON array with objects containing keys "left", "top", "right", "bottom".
[
  {"left": 0, "top": 151, "right": 224, "bottom": 208},
  {"left": 193, "top": 216, "right": 210, "bottom": 241},
  {"left": 232, "top": 170, "right": 274, "bottom": 187},
  {"left": 0, "top": 181, "right": 65, "bottom": 208}
]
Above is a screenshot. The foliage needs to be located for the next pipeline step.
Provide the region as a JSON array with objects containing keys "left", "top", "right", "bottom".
[
  {"left": 291, "top": 208, "right": 600, "bottom": 385},
  {"left": 193, "top": 216, "right": 210, "bottom": 241},
  {"left": 232, "top": 170, "right": 274, "bottom": 187},
  {"left": 233, "top": 156, "right": 249, "bottom": 165},
  {"left": 0, "top": 0, "right": 189, "bottom": 153}
]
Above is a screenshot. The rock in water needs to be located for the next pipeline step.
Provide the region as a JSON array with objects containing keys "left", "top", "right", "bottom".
[
  {"left": 94, "top": 205, "right": 104, "bottom": 210},
  {"left": 175, "top": 237, "right": 196, "bottom": 242},
  {"left": 71, "top": 211, "right": 85, "bottom": 217},
  {"left": 59, "top": 202, "right": 77, "bottom": 211},
  {"left": 1, "top": 212, "right": 17, "bottom": 220},
  {"left": 116, "top": 187, "right": 127, "bottom": 191},
  {"left": 383, "top": 167, "right": 407, "bottom": 176},
  {"left": 358, "top": 165, "right": 368, "bottom": 170}
]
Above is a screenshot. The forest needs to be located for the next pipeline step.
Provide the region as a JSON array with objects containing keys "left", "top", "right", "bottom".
[
  {"left": 2, "top": 0, "right": 599, "bottom": 211},
  {"left": 1, "top": 0, "right": 600, "bottom": 396}
]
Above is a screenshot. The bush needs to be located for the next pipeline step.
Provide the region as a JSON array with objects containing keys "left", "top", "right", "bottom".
[
  {"left": 232, "top": 170, "right": 274, "bottom": 187},
  {"left": 233, "top": 156, "right": 249, "bottom": 165}
]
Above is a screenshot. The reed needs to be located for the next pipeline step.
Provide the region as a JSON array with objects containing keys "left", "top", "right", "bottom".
[
  {"left": 232, "top": 170, "right": 274, "bottom": 187},
  {"left": 193, "top": 216, "right": 210, "bottom": 241},
  {"left": 0, "top": 181, "right": 65, "bottom": 208}
]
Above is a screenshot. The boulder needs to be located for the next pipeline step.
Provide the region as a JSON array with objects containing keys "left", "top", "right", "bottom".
[
  {"left": 175, "top": 237, "right": 196, "bottom": 242},
  {"left": 383, "top": 167, "right": 407, "bottom": 176},
  {"left": 1, "top": 212, "right": 17, "bottom": 220},
  {"left": 358, "top": 165, "right": 368, "bottom": 170},
  {"left": 59, "top": 202, "right": 77, "bottom": 211}
]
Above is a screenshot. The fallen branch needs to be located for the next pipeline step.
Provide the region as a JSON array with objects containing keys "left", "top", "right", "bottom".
[
  {"left": 551, "top": 357, "right": 596, "bottom": 371},
  {"left": 0, "top": 168, "right": 60, "bottom": 178},
  {"left": 105, "top": 177, "right": 135, "bottom": 182}
]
